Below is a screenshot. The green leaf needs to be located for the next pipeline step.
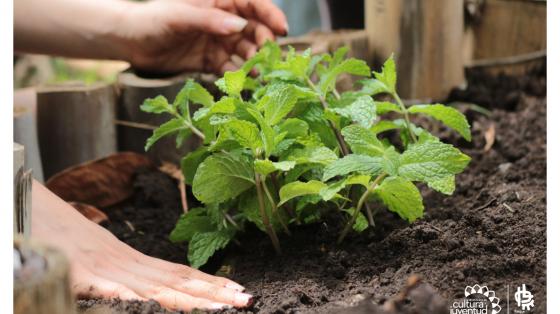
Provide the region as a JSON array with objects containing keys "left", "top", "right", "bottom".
[
  {"left": 239, "top": 189, "right": 288, "bottom": 232},
  {"left": 375, "top": 101, "right": 401, "bottom": 114},
  {"left": 398, "top": 141, "right": 471, "bottom": 184},
  {"left": 300, "top": 104, "right": 338, "bottom": 149},
  {"left": 175, "top": 128, "right": 192, "bottom": 148},
  {"left": 192, "top": 152, "right": 255, "bottom": 204},
  {"left": 279, "top": 180, "right": 327, "bottom": 206},
  {"left": 373, "top": 55, "right": 397, "bottom": 94},
  {"left": 322, "top": 154, "right": 384, "bottom": 181},
  {"left": 427, "top": 175, "right": 456, "bottom": 195},
  {"left": 287, "top": 146, "right": 338, "bottom": 165},
  {"left": 371, "top": 120, "right": 399, "bottom": 134},
  {"left": 408, "top": 104, "right": 472, "bottom": 141},
  {"left": 223, "top": 119, "right": 262, "bottom": 152},
  {"left": 175, "top": 80, "right": 214, "bottom": 110},
  {"left": 319, "top": 58, "right": 371, "bottom": 95},
  {"left": 331, "top": 95, "right": 377, "bottom": 128},
  {"left": 319, "top": 175, "right": 370, "bottom": 201},
  {"left": 254, "top": 160, "right": 296, "bottom": 176},
  {"left": 188, "top": 229, "right": 235, "bottom": 269},
  {"left": 221, "top": 70, "right": 246, "bottom": 96},
  {"left": 169, "top": 209, "right": 215, "bottom": 243},
  {"left": 263, "top": 83, "right": 299, "bottom": 125},
  {"left": 341, "top": 124, "right": 385, "bottom": 156},
  {"left": 342, "top": 208, "right": 368, "bottom": 232},
  {"left": 181, "top": 147, "right": 210, "bottom": 185},
  {"left": 246, "top": 106, "right": 276, "bottom": 157},
  {"left": 376, "top": 176, "right": 423, "bottom": 222},
  {"left": 358, "top": 79, "right": 391, "bottom": 96},
  {"left": 277, "top": 118, "right": 309, "bottom": 138},
  {"left": 145, "top": 118, "right": 186, "bottom": 151},
  {"left": 140, "top": 95, "right": 171, "bottom": 114}
]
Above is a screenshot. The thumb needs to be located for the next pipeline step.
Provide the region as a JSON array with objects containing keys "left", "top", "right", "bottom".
[{"left": 168, "top": 5, "right": 248, "bottom": 35}]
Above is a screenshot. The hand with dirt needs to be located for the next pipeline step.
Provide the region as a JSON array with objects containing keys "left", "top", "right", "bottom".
[
  {"left": 14, "top": 0, "right": 288, "bottom": 74},
  {"left": 31, "top": 181, "right": 253, "bottom": 311}
]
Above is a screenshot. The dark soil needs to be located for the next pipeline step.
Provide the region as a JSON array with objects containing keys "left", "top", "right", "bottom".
[{"left": 78, "top": 68, "right": 546, "bottom": 314}]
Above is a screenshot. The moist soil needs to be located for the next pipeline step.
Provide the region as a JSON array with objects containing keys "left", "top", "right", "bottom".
[{"left": 78, "top": 67, "right": 546, "bottom": 314}]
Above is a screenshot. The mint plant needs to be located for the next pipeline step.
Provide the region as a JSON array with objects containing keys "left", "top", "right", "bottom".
[{"left": 141, "top": 42, "right": 471, "bottom": 268}]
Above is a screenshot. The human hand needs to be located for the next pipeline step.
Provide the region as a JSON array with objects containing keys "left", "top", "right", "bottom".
[
  {"left": 117, "top": 0, "right": 288, "bottom": 74},
  {"left": 31, "top": 181, "right": 252, "bottom": 311}
]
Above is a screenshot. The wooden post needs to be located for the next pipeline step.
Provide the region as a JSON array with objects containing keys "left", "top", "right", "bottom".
[
  {"left": 116, "top": 71, "right": 218, "bottom": 164},
  {"left": 14, "top": 143, "right": 32, "bottom": 237},
  {"left": 14, "top": 88, "right": 44, "bottom": 182},
  {"left": 36, "top": 82, "right": 117, "bottom": 179},
  {"left": 14, "top": 236, "right": 75, "bottom": 314},
  {"left": 365, "top": 0, "right": 465, "bottom": 101},
  {"left": 465, "top": 0, "right": 546, "bottom": 75}
]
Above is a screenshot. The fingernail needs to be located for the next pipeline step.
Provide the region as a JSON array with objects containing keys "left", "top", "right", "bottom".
[
  {"left": 223, "top": 17, "right": 248, "bottom": 32},
  {"left": 284, "top": 22, "right": 290, "bottom": 35},
  {"left": 210, "top": 302, "right": 231, "bottom": 310},
  {"left": 235, "top": 293, "right": 253, "bottom": 306},
  {"left": 225, "top": 282, "right": 245, "bottom": 292}
]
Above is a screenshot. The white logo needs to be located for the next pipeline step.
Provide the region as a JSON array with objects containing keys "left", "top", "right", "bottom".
[
  {"left": 450, "top": 284, "right": 501, "bottom": 314},
  {"left": 514, "top": 284, "right": 534, "bottom": 311}
]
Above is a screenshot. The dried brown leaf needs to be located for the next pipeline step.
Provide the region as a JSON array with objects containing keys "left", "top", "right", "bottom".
[
  {"left": 158, "top": 162, "right": 188, "bottom": 213},
  {"left": 484, "top": 123, "right": 496, "bottom": 152},
  {"left": 69, "top": 202, "right": 108, "bottom": 224},
  {"left": 46, "top": 152, "right": 154, "bottom": 207}
]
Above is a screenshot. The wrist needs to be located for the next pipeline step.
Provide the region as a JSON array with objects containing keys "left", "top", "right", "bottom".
[{"left": 101, "top": 0, "right": 141, "bottom": 62}]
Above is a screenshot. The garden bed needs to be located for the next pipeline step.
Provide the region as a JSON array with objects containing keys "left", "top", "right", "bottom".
[{"left": 78, "top": 67, "right": 546, "bottom": 314}]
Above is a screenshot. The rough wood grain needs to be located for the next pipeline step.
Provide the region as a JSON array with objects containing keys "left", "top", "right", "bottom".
[
  {"left": 467, "top": 0, "right": 546, "bottom": 75},
  {"left": 366, "top": 0, "right": 465, "bottom": 100},
  {"left": 14, "top": 87, "right": 44, "bottom": 182},
  {"left": 14, "top": 143, "right": 32, "bottom": 237},
  {"left": 36, "top": 82, "right": 117, "bottom": 179},
  {"left": 14, "top": 236, "right": 75, "bottom": 314}
]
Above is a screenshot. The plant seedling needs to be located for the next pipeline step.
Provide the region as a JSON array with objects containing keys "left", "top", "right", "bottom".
[{"left": 141, "top": 42, "right": 471, "bottom": 268}]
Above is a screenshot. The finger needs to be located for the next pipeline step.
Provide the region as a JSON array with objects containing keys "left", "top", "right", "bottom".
[
  {"left": 82, "top": 258, "right": 232, "bottom": 311},
  {"left": 148, "top": 286, "right": 230, "bottom": 311},
  {"left": 232, "top": 0, "right": 288, "bottom": 35},
  {"left": 207, "top": 45, "right": 234, "bottom": 74},
  {"left": 167, "top": 4, "right": 248, "bottom": 35},
  {"left": 235, "top": 38, "right": 258, "bottom": 59},
  {"left": 242, "top": 20, "right": 274, "bottom": 46},
  {"left": 221, "top": 61, "right": 240, "bottom": 74},
  {"left": 71, "top": 266, "right": 145, "bottom": 301},
  {"left": 139, "top": 254, "right": 246, "bottom": 292},
  {"left": 255, "top": 22, "right": 275, "bottom": 46},
  {"left": 175, "top": 278, "right": 253, "bottom": 307}
]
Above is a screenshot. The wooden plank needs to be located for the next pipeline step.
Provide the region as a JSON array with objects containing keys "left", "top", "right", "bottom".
[
  {"left": 14, "top": 88, "right": 44, "bottom": 182},
  {"left": 14, "top": 236, "right": 75, "bottom": 314},
  {"left": 36, "top": 82, "right": 117, "bottom": 179},
  {"left": 365, "top": 0, "right": 465, "bottom": 101},
  {"left": 14, "top": 143, "right": 32, "bottom": 237},
  {"left": 467, "top": 0, "right": 546, "bottom": 75}
]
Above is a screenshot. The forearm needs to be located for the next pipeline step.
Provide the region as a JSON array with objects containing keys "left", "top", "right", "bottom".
[{"left": 14, "top": 0, "right": 133, "bottom": 61}]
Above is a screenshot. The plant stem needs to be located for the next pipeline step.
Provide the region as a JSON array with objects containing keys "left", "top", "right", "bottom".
[
  {"left": 255, "top": 174, "right": 282, "bottom": 254},
  {"left": 392, "top": 93, "right": 417, "bottom": 143},
  {"left": 171, "top": 111, "right": 207, "bottom": 141},
  {"left": 261, "top": 176, "right": 292, "bottom": 236},
  {"left": 364, "top": 203, "right": 375, "bottom": 227},
  {"left": 337, "top": 173, "right": 387, "bottom": 244},
  {"left": 305, "top": 77, "right": 350, "bottom": 156}
]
